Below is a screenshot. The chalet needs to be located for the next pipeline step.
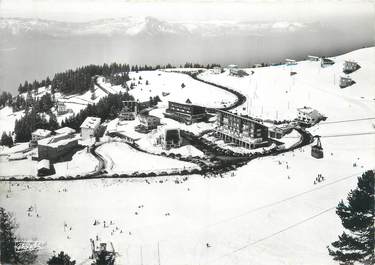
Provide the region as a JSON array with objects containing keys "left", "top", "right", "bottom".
[
  {"left": 212, "top": 66, "right": 222, "bottom": 74},
  {"left": 56, "top": 101, "right": 68, "bottom": 115},
  {"left": 268, "top": 125, "right": 292, "bottom": 139},
  {"left": 118, "top": 101, "right": 139, "bottom": 121},
  {"left": 138, "top": 114, "right": 160, "bottom": 130},
  {"left": 307, "top": 55, "right": 320, "bottom": 61},
  {"left": 321, "top": 57, "right": 335, "bottom": 67},
  {"left": 339, "top": 76, "right": 355, "bottom": 88},
  {"left": 31, "top": 129, "right": 52, "bottom": 142},
  {"left": 297, "top": 107, "right": 324, "bottom": 125},
  {"left": 286, "top": 59, "right": 297, "bottom": 65},
  {"left": 158, "top": 128, "right": 183, "bottom": 150},
  {"left": 227, "top": 64, "right": 239, "bottom": 75},
  {"left": 215, "top": 110, "right": 269, "bottom": 149},
  {"left": 164, "top": 101, "right": 207, "bottom": 124},
  {"left": 80, "top": 116, "right": 101, "bottom": 140},
  {"left": 343, "top": 60, "right": 360, "bottom": 74},
  {"left": 38, "top": 134, "right": 79, "bottom": 161}
]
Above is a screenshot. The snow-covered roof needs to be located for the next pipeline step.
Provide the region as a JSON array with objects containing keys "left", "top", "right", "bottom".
[
  {"left": 80, "top": 117, "right": 101, "bottom": 129},
  {"left": 138, "top": 113, "right": 160, "bottom": 121},
  {"left": 227, "top": 64, "right": 238, "bottom": 68},
  {"left": 32, "top": 129, "right": 52, "bottom": 137},
  {"left": 308, "top": 55, "right": 319, "bottom": 59},
  {"left": 37, "top": 159, "right": 50, "bottom": 170},
  {"left": 297, "top": 107, "right": 321, "bottom": 116},
  {"left": 38, "top": 134, "right": 79, "bottom": 148},
  {"left": 55, "top": 127, "right": 76, "bottom": 135}
]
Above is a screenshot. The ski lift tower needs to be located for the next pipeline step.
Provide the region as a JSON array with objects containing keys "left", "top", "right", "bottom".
[
  {"left": 311, "top": 135, "right": 324, "bottom": 159},
  {"left": 90, "top": 239, "right": 117, "bottom": 265}
]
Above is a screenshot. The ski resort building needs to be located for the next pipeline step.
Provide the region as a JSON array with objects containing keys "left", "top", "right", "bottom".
[
  {"left": 164, "top": 101, "right": 207, "bottom": 124},
  {"left": 343, "top": 60, "right": 360, "bottom": 73},
  {"left": 55, "top": 127, "right": 76, "bottom": 135},
  {"left": 339, "top": 76, "right": 355, "bottom": 88},
  {"left": 80, "top": 117, "right": 101, "bottom": 140},
  {"left": 286, "top": 59, "right": 297, "bottom": 65},
  {"left": 158, "top": 128, "right": 183, "bottom": 150},
  {"left": 38, "top": 134, "right": 79, "bottom": 161},
  {"left": 215, "top": 110, "right": 269, "bottom": 149},
  {"left": 321, "top": 57, "right": 335, "bottom": 67},
  {"left": 138, "top": 113, "right": 160, "bottom": 130},
  {"left": 268, "top": 125, "right": 292, "bottom": 139},
  {"left": 227, "top": 64, "right": 239, "bottom": 75},
  {"left": 307, "top": 55, "right": 320, "bottom": 61},
  {"left": 56, "top": 101, "right": 68, "bottom": 115},
  {"left": 31, "top": 129, "right": 52, "bottom": 142},
  {"left": 297, "top": 107, "right": 324, "bottom": 125},
  {"left": 212, "top": 67, "right": 222, "bottom": 74},
  {"left": 119, "top": 100, "right": 139, "bottom": 121}
]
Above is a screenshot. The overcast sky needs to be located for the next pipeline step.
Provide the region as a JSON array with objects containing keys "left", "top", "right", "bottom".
[{"left": 0, "top": 0, "right": 374, "bottom": 22}]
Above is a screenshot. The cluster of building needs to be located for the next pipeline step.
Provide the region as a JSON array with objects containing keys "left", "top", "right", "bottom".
[{"left": 339, "top": 60, "right": 360, "bottom": 89}]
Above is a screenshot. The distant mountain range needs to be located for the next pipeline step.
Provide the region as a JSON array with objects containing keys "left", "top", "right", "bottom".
[{"left": 0, "top": 17, "right": 309, "bottom": 38}]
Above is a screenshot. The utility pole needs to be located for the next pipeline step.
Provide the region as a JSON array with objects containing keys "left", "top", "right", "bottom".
[
  {"left": 140, "top": 246, "right": 143, "bottom": 265},
  {"left": 157, "top": 241, "right": 161, "bottom": 265}
]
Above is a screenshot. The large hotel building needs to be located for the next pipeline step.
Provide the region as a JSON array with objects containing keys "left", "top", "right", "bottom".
[
  {"left": 215, "top": 110, "right": 269, "bottom": 149},
  {"left": 164, "top": 101, "right": 208, "bottom": 124}
]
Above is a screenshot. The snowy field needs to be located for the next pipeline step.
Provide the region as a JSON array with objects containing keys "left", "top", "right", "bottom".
[
  {"left": 0, "top": 106, "right": 24, "bottom": 135},
  {"left": 0, "top": 47, "right": 374, "bottom": 265},
  {"left": 0, "top": 133, "right": 373, "bottom": 265},
  {"left": 126, "top": 70, "right": 237, "bottom": 108},
  {"left": 96, "top": 141, "right": 199, "bottom": 175}
]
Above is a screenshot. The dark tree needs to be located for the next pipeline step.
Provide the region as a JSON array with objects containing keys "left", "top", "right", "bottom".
[
  {"left": 1, "top": 131, "right": 13, "bottom": 147},
  {"left": 47, "top": 251, "right": 76, "bottom": 265},
  {"left": 181, "top": 83, "right": 185, "bottom": 89},
  {"left": 0, "top": 207, "right": 38, "bottom": 264},
  {"left": 0, "top": 91, "right": 13, "bottom": 107},
  {"left": 328, "top": 171, "right": 374, "bottom": 264}
]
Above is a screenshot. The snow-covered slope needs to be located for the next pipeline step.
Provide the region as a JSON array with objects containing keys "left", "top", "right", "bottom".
[{"left": 198, "top": 47, "right": 375, "bottom": 121}]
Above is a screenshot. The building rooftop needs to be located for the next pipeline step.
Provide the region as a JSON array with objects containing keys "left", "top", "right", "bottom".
[
  {"left": 138, "top": 113, "right": 160, "bottom": 120},
  {"left": 38, "top": 133, "right": 79, "bottom": 148},
  {"left": 217, "top": 109, "right": 265, "bottom": 126},
  {"left": 297, "top": 106, "right": 318, "bottom": 114},
  {"left": 55, "top": 127, "right": 76, "bottom": 135},
  {"left": 80, "top": 117, "right": 101, "bottom": 129},
  {"left": 32, "top": 129, "right": 52, "bottom": 137},
  {"left": 37, "top": 159, "right": 50, "bottom": 170}
]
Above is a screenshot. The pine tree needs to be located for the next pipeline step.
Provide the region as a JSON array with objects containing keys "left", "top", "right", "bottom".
[
  {"left": 327, "top": 170, "right": 374, "bottom": 264},
  {"left": 47, "top": 251, "right": 76, "bottom": 265},
  {"left": 0, "top": 207, "right": 38, "bottom": 264},
  {"left": 1, "top": 132, "right": 13, "bottom": 147}
]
